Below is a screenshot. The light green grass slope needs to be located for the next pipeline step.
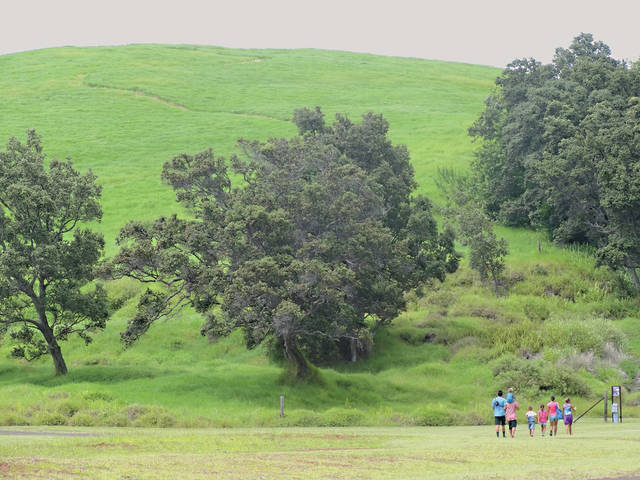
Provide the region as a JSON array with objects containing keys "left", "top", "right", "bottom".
[{"left": 0, "top": 45, "right": 638, "bottom": 427}]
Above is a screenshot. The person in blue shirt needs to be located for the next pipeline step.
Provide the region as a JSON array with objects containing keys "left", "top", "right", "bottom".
[{"left": 491, "top": 390, "right": 507, "bottom": 438}]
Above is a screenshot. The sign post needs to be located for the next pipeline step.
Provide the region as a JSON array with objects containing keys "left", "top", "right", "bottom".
[{"left": 611, "top": 385, "right": 621, "bottom": 423}]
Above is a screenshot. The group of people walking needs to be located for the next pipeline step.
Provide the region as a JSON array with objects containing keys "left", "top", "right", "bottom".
[{"left": 492, "top": 388, "right": 577, "bottom": 438}]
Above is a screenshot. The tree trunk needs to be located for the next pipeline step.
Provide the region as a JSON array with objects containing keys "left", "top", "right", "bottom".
[
  {"left": 629, "top": 267, "right": 640, "bottom": 291},
  {"left": 49, "top": 340, "right": 68, "bottom": 376},
  {"left": 283, "top": 336, "right": 307, "bottom": 379},
  {"left": 491, "top": 271, "right": 500, "bottom": 296},
  {"left": 350, "top": 337, "right": 357, "bottom": 363},
  {"left": 40, "top": 322, "right": 68, "bottom": 376}
]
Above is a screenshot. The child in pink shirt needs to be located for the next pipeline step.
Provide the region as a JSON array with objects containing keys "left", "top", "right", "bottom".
[
  {"left": 547, "top": 396, "right": 561, "bottom": 436},
  {"left": 537, "top": 404, "right": 548, "bottom": 436}
]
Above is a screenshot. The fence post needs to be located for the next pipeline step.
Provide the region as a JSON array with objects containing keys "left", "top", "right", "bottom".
[
  {"left": 280, "top": 395, "right": 285, "bottom": 418},
  {"left": 604, "top": 391, "right": 607, "bottom": 422}
]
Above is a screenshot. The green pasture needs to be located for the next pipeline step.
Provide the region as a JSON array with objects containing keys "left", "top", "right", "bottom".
[
  {"left": 0, "top": 45, "right": 497, "bottom": 252},
  {"left": 1, "top": 420, "right": 639, "bottom": 479},
  {"left": 0, "top": 45, "right": 639, "bottom": 427}
]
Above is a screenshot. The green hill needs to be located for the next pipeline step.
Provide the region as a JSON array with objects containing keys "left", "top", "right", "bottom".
[{"left": 0, "top": 45, "right": 638, "bottom": 427}]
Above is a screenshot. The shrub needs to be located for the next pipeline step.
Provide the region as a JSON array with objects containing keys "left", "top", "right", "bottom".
[
  {"left": 82, "top": 391, "right": 114, "bottom": 402},
  {"left": 590, "top": 299, "right": 636, "bottom": 319},
  {"left": 70, "top": 412, "right": 99, "bottom": 427},
  {"left": 544, "top": 317, "right": 627, "bottom": 355},
  {"left": 620, "top": 358, "right": 640, "bottom": 381},
  {"left": 427, "top": 290, "right": 458, "bottom": 308},
  {"left": 280, "top": 409, "right": 322, "bottom": 427},
  {"left": 124, "top": 404, "right": 148, "bottom": 421},
  {"left": 487, "top": 320, "right": 543, "bottom": 355},
  {"left": 104, "top": 413, "right": 129, "bottom": 427},
  {"left": 56, "top": 400, "right": 82, "bottom": 418},
  {"left": 544, "top": 365, "right": 591, "bottom": 397},
  {"left": 132, "top": 409, "right": 177, "bottom": 427},
  {"left": 320, "top": 408, "right": 368, "bottom": 427},
  {"left": 411, "top": 405, "right": 457, "bottom": 426},
  {"left": 396, "top": 326, "right": 425, "bottom": 346},
  {"left": 34, "top": 411, "right": 67, "bottom": 426},
  {"left": 457, "top": 410, "right": 487, "bottom": 426},
  {"left": 522, "top": 299, "right": 550, "bottom": 321},
  {"left": 0, "top": 412, "right": 27, "bottom": 426},
  {"left": 492, "top": 355, "right": 591, "bottom": 397}
]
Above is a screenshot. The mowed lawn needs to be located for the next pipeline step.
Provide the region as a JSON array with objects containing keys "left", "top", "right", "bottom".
[{"left": 1, "top": 420, "right": 638, "bottom": 479}]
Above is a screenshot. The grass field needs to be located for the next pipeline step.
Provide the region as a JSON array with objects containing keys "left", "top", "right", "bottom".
[
  {"left": 1, "top": 420, "right": 639, "bottom": 479},
  {"left": 0, "top": 45, "right": 639, "bottom": 428},
  {"left": 0, "top": 45, "right": 498, "bottom": 252}
]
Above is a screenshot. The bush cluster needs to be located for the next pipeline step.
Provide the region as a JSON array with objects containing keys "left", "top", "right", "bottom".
[{"left": 492, "top": 355, "right": 591, "bottom": 397}]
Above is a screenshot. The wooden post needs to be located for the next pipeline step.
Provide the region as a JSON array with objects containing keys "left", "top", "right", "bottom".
[
  {"left": 604, "top": 391, "right": 608, "bottom": 422},
  {"left": 537, "top": 240, "right": 541, "bottom": 253},
  {"left": 280, "top": 395, "right": 285, "bottom": 418},
  {"left": 619, "top": 388, "right": 622, "bottom": 423}
]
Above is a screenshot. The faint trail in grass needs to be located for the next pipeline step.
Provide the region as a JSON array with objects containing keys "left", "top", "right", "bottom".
[
  {"left": 223, "top": 58, "right": 264, "bottom": 65},
  {"left": 78, "top": 75, "right": 284, "bottom": 121},
  {"left": 230, "top": 111, "right": 282, "bottom": 121},
  {"left": 83, "top": 80, "right": 189, "bottom": 110}
]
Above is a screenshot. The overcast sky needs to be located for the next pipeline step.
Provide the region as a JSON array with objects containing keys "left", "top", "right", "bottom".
[{"left": 2, "top": 0, "right": 638, "bottom": 67}]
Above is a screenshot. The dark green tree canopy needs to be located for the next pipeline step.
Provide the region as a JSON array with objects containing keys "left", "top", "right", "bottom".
[
  {"left": 0, "top": 130, "right": 108, "bottom": 375},
  {"left": 110, "top": 109, "right": 459, "bottom": 376},
  {"left": 469, "top": 33, "right": 640, "bottom": 288}
]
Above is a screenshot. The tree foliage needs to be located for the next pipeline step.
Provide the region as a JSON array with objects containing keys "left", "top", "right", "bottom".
[
  {"left": 469, "top": 33, "right": 640, "bottom": 288},
  {"left": 0, "top": 131, "right": 108, "bottom": 375},
  {"left": 109, "top": 109, "right": 459, "bottom": 377},
  {"left": 437, "top": 169, "right": 508, "bottom": 295}
]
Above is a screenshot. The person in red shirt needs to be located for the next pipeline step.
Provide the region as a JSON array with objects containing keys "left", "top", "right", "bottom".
[
  {"left": 547, "top": 395, "right": 561, "bottom": 436},
  {"left": 537, "top": 404, "right": 549, "bottom": 436},
  {"left": 505, "top": 398, "right": 519, "bottom": 438}
]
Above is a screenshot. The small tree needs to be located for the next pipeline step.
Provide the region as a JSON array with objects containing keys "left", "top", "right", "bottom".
[
  {"left": 0, "top": 131, "right": 108, "bottom": 375},
  {"left": 437, "top": 168, "right": 509, "bottom": 295},
  {"left": 456, "top": 208, "right": 509, "bottom": 295}
]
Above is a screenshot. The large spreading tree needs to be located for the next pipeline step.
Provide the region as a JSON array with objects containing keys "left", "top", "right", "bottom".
[
  {"left": 469, "top": 33, "right": 640, "bottom": 289},
  {"left": 109, "top": 109, "right": 459, "bottom": 377},
  {"left": 0, "top": 130, "right": 108, "bottom": 375}
]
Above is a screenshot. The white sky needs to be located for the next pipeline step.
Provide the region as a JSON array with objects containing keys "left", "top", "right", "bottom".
[{"left": 1, "top": 0, "right": 639, "bottom": 67}]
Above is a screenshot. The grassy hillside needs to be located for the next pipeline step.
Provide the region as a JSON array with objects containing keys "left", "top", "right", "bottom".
[{"left": 0, "top": 45, "right": 638, "bottom": 427}]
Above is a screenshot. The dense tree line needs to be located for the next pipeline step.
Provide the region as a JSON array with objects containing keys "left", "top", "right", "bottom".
[
  {"left": 470, "top": 33, "right": 640, "bottom": 289},
  {"left": 107, "top": 108, "right": 459, "bottom": 377}
]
